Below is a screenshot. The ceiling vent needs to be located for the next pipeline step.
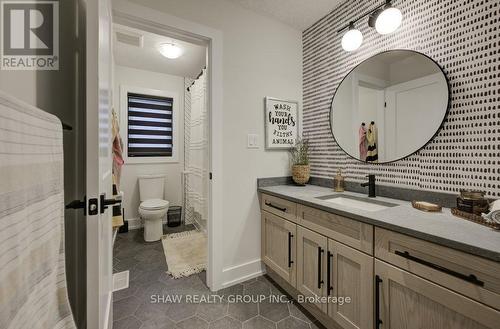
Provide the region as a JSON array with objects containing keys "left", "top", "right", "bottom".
[{"left": 115, "top": 30, "right": 144, "bottom": 48}]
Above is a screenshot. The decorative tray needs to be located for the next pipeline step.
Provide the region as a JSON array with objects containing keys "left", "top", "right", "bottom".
[
  {"left": 451, "top": 208, "right": 500, "bottom": 230},
  {"left": 412, "top": 201, "right": 442, "bottom": 212}
]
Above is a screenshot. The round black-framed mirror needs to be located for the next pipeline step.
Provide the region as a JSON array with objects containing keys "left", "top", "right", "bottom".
[{"left": 329, "top": 49, "right": 450, "bottom": 164}]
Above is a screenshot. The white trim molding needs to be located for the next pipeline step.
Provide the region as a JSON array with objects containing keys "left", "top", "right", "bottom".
[{"left": 221, "top": 259, "right": 266, "bottom": 289}]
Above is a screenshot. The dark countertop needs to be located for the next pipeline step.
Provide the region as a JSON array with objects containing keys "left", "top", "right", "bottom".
[{"left": 258, "top": 184, "right": 500, "bottom": 262}]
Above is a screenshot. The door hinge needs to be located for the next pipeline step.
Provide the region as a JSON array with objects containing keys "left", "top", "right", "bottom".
[{"left": 209, "top": 172, "right": 213, "bottom": 180}]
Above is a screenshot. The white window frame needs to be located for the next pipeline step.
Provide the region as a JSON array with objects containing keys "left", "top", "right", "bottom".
[{"left": 120, "top": 85, "right": 179, "bottom": 164}]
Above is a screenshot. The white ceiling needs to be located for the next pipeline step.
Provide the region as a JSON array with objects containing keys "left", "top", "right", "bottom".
[
  {"left": 113, "top": 24, "right": 206, "bottom": 78},
  {"left": 227, "top": 0, "right": 343, "bottom": 31}
]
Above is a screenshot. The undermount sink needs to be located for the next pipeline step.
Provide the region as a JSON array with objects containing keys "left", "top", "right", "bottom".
[{"left": 316, "top": 194, "right": 398, "bottom": 212}]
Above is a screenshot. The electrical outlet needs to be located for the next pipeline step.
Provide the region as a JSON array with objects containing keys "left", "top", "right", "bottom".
[{"left": 247, "top": 134, "right": 259, "bottom": 149}]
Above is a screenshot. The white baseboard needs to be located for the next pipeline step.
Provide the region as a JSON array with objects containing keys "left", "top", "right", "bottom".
[
  {"left": 125, "top": 217, "right": 142, "bottom": 230},
  {"left": 221, "top": 258, "right": 265, "bottom": 289}
]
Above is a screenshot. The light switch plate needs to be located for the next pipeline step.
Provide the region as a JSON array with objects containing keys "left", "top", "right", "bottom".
[{"left": 247, "top": 134, "right": 259, "bottom": 149}]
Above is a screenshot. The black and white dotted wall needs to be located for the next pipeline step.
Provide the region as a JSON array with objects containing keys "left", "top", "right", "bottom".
[{"left": 303, "top": 0, "right": 499, "bottom": 197}]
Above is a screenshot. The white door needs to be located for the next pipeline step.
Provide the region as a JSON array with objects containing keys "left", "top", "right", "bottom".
[
  {"left": 86, "top": 0, "right": 114, "bottom": 328},
  {"left": 384, "top": 73, "right": 448, "bottom": 160}
]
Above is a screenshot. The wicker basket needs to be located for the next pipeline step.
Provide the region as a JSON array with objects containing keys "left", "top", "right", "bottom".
[{"left": 292, "top": 165, "right": 310, "bottom": 185}]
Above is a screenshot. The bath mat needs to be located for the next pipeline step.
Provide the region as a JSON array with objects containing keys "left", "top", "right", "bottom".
[{"left": 162, "top": 230, "right": 207, "bottom": 278}]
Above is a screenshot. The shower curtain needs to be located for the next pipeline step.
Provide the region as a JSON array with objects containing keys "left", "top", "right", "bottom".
[{"left": 185, "top": 69, "right": 209, "bottom": 231}]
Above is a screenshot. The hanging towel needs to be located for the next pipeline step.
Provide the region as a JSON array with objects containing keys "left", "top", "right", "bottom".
[
  {"left": 0, "top": 91, "right": 76, "bottom": 329},
  {"left": 358, "top": 124, "right": 367, "bottom": 161},
  {"left": 366, "top": 122, "right": 378, "bottom": 163},
  {"left": 111, "top": 109, "right": 124, "bottom": 189}
]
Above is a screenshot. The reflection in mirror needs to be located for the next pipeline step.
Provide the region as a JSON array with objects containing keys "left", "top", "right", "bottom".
[{"left": 330, "top": 50, "right": 449, "bottom": 163}]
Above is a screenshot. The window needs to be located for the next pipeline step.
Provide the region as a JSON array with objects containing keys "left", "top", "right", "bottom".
[{"left": 127, "top": 92, "right": 173, "bottom": 158}]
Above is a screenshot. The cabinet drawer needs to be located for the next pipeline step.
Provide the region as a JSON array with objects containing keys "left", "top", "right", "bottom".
[
  {"left": 375, "top": 260, "right": 500, "bottom": 329},
  {"left": 375, "top": 227, "right": 500, "bottom": 310},
  {"left": 298, "top": 204, "right": 373, "bottom": 255},
  {"left": 261, "top": 194, "right": 297, "bottom": 223}
]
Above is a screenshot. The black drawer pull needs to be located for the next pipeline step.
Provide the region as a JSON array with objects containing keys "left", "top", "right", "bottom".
[
  {"left": 326, "top": 251, "right": 333, "bottom": 296},
  {"left": 395, "top": 250, "right": 484, "bottom": 287},
  {"left": 288, "top": 232, "right": 294, "bottom": 268},
  {"left": 265, "top": 201, "right": 287, "bottom": 212},
  {"left": 317, "top": 247, "right": 324, "bottom": 289},
  {"left": 375, "top": 275, "right": 383, "bottom": 329}
]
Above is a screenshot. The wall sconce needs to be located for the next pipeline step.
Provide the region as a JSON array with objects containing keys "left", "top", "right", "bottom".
[{"left": 339, "top": 0, "right": 403, "bottom": 52}]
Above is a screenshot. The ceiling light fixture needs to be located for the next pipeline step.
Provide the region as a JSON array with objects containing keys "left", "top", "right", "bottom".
[
  {"left": 158, "top": 43, "right": 183, "bottom": 59},
  {"left": 337, "top": 0, "right": 403, "bottom": 52},
  {"left": 341, "top": 23, "right": 363, "bottom": 52}
]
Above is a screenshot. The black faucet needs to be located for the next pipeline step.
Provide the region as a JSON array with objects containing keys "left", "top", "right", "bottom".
[{"left": 361, "top": 174, "right": 376, "bottom": 198}]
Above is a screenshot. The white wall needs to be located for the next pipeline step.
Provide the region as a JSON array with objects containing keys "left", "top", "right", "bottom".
[
  {"left": 114, "top": 65, "right": 185, "bottom": 223},
  {"left": 114, "top": 0, "right": 303, "bottom": 285}
]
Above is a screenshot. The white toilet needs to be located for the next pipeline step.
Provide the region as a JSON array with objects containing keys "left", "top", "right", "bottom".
[{"left": 138, "top": 175, "right": 169, "bottom": 242}]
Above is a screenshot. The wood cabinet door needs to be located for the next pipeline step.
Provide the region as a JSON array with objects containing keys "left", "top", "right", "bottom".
[
  {"left": 297, "top": 226, "right": 328, "bottom": 313},
  {"left": 327, "top": 240, "right": 373, "bottom": 329},
  {"left": 261, "top": 211, "right": 297, "bottom": 287},
  {"left": 375, "top": 260, "right": 500, "bottom": 329}
]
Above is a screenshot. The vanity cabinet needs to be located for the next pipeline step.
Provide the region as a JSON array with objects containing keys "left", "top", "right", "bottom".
[
  {"left": 296, "top": 226, "right": 328, "bottom": 312},
  {"left": 375, "top": 260, "right": 500, "bottom": 329},
  {"left": 327, "top": 239, "right": 373, "bottom": 329},
  {"left": 260, "top": 192, "right": 500, "bottom": 329},
  {"left": 261, "top": 210, "right": 297, "bottom": 287}
]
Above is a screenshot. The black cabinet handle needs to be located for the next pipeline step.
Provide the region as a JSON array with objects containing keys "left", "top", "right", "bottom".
[
  {"left": 326, "top": 251, "right": 333, "bottom": 296},
  {"left": 375, "top": 275, "right": 383, "bottom": 329},
  {"left": 265, "top": 201, "right": 287, "bottom": 212},
  {"left": 317, "top": 247, "right": 324, "bottom": 289},
  {"left": 288, "top": 232, "right": 294, "bottom": 268},
  {"left": 395, "top": 250, "right": 484, "bottom": 287}
]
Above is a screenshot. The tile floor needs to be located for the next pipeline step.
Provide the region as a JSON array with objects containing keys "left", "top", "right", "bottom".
[{"left": 112, "top": 226, "right": 325, "bottom": 329}]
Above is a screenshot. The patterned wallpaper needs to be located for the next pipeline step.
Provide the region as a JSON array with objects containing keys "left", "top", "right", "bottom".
[{"left": 302, "top": 0, "right": 499, "bottom": 197}]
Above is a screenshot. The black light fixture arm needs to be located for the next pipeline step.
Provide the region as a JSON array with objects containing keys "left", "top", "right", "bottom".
[{"left": 337, "top": 0, "right": 393, "bottom": 33}]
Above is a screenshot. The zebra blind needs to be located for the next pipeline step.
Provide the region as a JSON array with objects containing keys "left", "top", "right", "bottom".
[{"left": 127, "top": 93, "right": 173, "bottom": 157}]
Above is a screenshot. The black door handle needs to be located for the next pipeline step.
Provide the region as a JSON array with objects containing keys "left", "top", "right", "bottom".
[
  {"left": 288, "top": 232, "right": 294, "bottom": 268},
  {"left": 375, "top": 275, "right": 383, "bottom": 329},
  {"left": 327, "top": 251, "right": 333, "bottom": 296},
  {"left": 66, "top": 197, "right": 87, "bottom": 215},
  {"left": 265, "top": 202, "right": 287, "bottom": 212},
  {"left": 317, "top": 247, "right": 324, "bottom": 289},
  {"left": 394, "top": 250, "right": 484, "bottom": 287},
  {"left": 100, "top": 194, "right": 122, "bottom": 214}
]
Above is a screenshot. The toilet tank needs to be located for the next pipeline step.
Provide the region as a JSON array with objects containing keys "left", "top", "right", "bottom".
[{"left": 138, "top": 175, "right": 165, "bottom": 201}]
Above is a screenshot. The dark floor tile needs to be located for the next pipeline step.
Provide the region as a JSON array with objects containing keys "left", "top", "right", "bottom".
[
  {"left": 113, "top": 296, "right": 142, "bottom": 321},
  {"left": 244, "top": 280, "right": 271, "bottom": 299},
  {"left": 113, "top": 284, "right": 139, "bottom": 302},
  {"left": 228, "top": 302, "right": 258, "bottom": 322},
  {"left": 196, "top": 301, "right": 228, "bottom": 322},
  {"left": 140, "top": 316, "right": 176, "bottom": 329},
  {"left": 112, "top": 316, "right": 142, "bottom": 329},
  {"left": 165, "top": 301, "right": 198, "bottom": 322},
  {"left": 176, "top": 316, "right": 208, "bottom": 329},
  {"left": 242, "top": 316, "right": 275, "bottom": 329},
  {"left": 259, "top": 297, "right": 289, "bottom": 322},
  {"left": 288, "top": 302, "right": 314, "bottom": 324},
  {"left": 209, "top": 316, "right": 242, "bottom": 329},
  {"left": 133, "top": 280, "right": 170, "bottom": 303},
  {"left": 134, "top": 301, "right": 170, "bottom": 322},
  {"left": 276, "top": 316, "right": 309, "bottom": 329}
]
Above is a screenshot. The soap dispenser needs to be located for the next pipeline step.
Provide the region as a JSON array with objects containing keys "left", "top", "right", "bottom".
[{"left": 334, "top": 169, "right": 345, "bottom": 192}]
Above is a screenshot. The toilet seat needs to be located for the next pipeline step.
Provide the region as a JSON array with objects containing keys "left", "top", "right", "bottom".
[{"left": 140, "top": 199, "right": 169, "bottom": 210}]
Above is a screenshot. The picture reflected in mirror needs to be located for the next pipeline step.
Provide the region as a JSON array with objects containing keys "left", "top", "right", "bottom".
[{"left": 330, "top": 50, "right": 449, "bottom": 163}]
